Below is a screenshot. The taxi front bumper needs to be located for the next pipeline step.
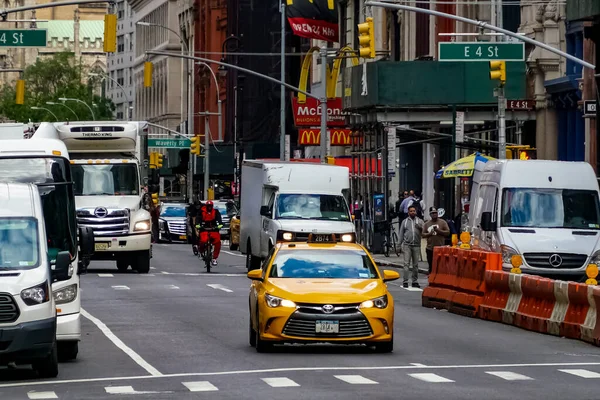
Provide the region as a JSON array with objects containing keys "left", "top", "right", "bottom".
[{"left": 258, "top": 304, "right": 393, "bottom": 343}]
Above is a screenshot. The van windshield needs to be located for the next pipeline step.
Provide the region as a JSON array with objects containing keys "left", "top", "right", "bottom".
[
  {"left": 0, "top": 218, "right": 39, "bottom": 270},
  {"left": 275, "top": 194, "right": 351, "bottom": 221},
  {"left": 501, "top": 188, "right": 600, "bottom": 229},
  {"left": 72, "top": 164, "right": 139, "bottom": 196}
]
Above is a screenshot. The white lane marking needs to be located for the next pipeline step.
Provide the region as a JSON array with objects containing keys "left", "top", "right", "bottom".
[
  {"left": 168, "top": 285, "right": 180, "bottom": 290},
  {"left": 27, "top": 392, "right": 58, "bottom": 399},
  {"left": 140, "top": 274, "right": 155, "bottom": 277},
  {"left": 405, "top": 287, "right": 423, "bottom": 292},
  {"left": 150, "top": 267, "right": 156, "bottom": 270},
  {"left": 80, "top": 308, "right": 162, "bottom": 377},
  {"left": 261, "top": 377, "right": 300, "bottom": 387},
  {"left": 8, "top": 361, "right": 600, "bottom": 389},
  {"left": 104, "top": 385, "right": 169, "bottom": 394},
  {"left": 161, "top": 271, "right": 245, "bottom": 277},
  {"left": 98, "top": 273, "right": 113, "bottom": 277},
  {"left": 559, "top": 369, "right": 600, "bottom": 378},
  {"left": 486, "top": 371, "right": 534, "bottom": 381},
  {"left": 411, "top": 363, "right": 427, "bottom": 367},
  {"left": 409, "top": 373, "right": 454, "bottom": 383},
  {"left": 183, "top": 381, "right": 219, "bottom": 392},
  {"left": 111, "top": 285, "right": 130, "bottom": 290},
  {"left": 334, "top": 375, "right": 378, "bottom": 384},
  {"left": 207, "top": 284, "right": 233, "bottom": 293},
  {"left": 222, "top": 250, "right": 245, "bottom": 257}
]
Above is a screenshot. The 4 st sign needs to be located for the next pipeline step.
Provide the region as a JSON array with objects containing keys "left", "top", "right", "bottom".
[
  {"left": 0, "top": 30, "right": 47, "bottom": 47},
  {"left": 438, "top": 42, "right": 525, "bottom": 62}
]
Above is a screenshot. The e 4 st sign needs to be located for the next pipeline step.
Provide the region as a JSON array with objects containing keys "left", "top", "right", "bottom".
[
  {"left": 0, "top": 30, "right": 47, "bottom": 47},
  {"left": 438, "top": 42, "right": 525, "bottom": 62}
]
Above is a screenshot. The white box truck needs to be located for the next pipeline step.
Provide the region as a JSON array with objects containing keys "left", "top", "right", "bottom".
[
  {"left": 33, "top": 121, "right": 152, "bottom": 273},
  {"left": 0, "top": 182, "right": 73, "bottom": 377},
  {"left": 240, "top": 161, "right": 355, "bottom": 270},
  {"left": 469, "top": 159, "right": 600, "bottom": 278},
  {"left": 0, "top": 137, "right": 95, "bottom": 361}
]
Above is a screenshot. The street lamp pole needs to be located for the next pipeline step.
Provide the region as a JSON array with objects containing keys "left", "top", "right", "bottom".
[
  {"left": 46, "top": 101, "right": 79, "bottom": 120},
  {"left": 31, "top": 106, "right": 58, "bottom": 121},
  {"left": 89, "top": 72, "right": 130, "bottom": 120},
  {"left": 195, "top": 61, "right": 223, "bottom": 142},
  {"left": 58, "top": 97, "right": 95, "bottom": 120}
]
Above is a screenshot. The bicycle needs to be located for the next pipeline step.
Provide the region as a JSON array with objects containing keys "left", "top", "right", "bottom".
[
  {"left": 195, "top": 224, "right": 223, "bottom": 273},
  {"left": 382, "top": 219, "right": 401, "bottom": 257}
]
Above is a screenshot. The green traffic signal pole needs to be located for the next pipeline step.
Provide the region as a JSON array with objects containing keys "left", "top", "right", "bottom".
[{"left": 145, "top": 50, "right": 331, "bottom": 163}]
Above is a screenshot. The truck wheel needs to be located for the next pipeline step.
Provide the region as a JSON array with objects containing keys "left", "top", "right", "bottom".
[
  {"left": 116, "top": 258, "right": 129, "bottom": 272},
  {"left": 58, "top": 341, "right": 79, "bottom": 361},
  {"left": 229, "top": 231, "right": 239, "bottom": 251},
  {"left": 132, "top": 250, "right": 151, "bottom": 274},
  {"left": 33, "top": 341, "right": 59, "bottom": 378}
]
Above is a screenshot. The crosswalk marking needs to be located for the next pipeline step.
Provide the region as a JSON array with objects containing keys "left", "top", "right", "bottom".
[
  {"left": 183, "top": 381, "right": 219, "bottom": 392},
  {"left": 405, "top": 286, "right": 423, "bottom": 292},
  {"left": 334, "top": 375, "right": 378, "bottom": 384},
  {"left": 559, "top": 369, "right": 600, "bottom": 378},
  {"left": 98, "top": 273, "right": 113, "bottom": 277},
  {"left": 485, "top": 371, "right": 534, "bottom": 381},
  {"left": 105, "top": 386, "right": 136, "bottom": 394},
  {"left": 408, "top": 373, "right": 454, "bottom": 383},
  {"left": 111, "top": 285, "right": 130, "bottom": 290},
  {"left": 261, "top": 377, "right": 300, "bottom": 387},
  {"left": 27, "top": 392, "right": 58, "bottom": 399}
]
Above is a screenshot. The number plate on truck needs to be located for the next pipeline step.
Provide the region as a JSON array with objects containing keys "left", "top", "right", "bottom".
[{"left": 95, "top": 243, "right": 110, "bottom": 251}]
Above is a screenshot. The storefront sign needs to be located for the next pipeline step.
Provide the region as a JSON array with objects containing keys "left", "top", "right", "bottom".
[
  {"left": 292, "top": 97, "right": 348, "bottom": 127},
  {"left": 298, "top": 128, "right": 362, "bottom": 146}
]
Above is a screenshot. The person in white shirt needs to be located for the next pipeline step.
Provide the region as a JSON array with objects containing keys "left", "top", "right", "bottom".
[{"left": 398, "top": 205, "right": 424, "bottom": 288}]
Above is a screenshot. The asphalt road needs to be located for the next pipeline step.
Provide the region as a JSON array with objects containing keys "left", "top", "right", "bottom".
[{"left": 2, "top": 242, "right": 600, "bottom": 399}]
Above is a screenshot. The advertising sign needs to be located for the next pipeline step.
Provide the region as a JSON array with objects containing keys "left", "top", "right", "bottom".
[
  {"left": 292, "top": 97, "right": 347, "bottom": 127},
  {"left": 298, "top": 129, "right": 363, "bottom": 146},
  {"left": 286, "top": 0, "right": 339, "bottom": 43}
]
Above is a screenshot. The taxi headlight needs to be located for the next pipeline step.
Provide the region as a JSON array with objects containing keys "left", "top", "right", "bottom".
[
  {"left": 134, "top": 219, "right": 151, "bottom": 231},
  {"left": 53, "top": 284, "right": 78, "bottom": 305},
  {"left": 360, "top": 294, "right": 388, "bottom": 309},
  {"left": 265, "top": 293, "right": 296, "bottom": 308}
]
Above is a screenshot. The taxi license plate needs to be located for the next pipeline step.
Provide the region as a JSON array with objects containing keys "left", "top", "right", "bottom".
[
  {"left": 313, "top": 234, "right": 331, "bottom": 242},
  {"left": 179, "top": 235, "right": 187, "bottom": 240},
  {"left": 95, "top": 243, "right": 110, "bottom": 251},
  {"left": 315, "top": 320, "right": 339, "bottom": 333}
]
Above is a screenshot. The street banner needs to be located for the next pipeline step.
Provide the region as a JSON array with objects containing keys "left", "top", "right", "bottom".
[
  {"left": 292, "top": 97, "right": 347, "bottom": 126},
  {"left": 286, "top": 0, "right": 339, "bottom": 43}
]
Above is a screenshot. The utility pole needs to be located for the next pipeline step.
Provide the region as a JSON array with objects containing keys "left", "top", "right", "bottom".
[
  {"left": 280, "top": 0, "right": 287, "bottom": 161},
  {"left": 496, "top": 86, "right": 506, "bottom": 159},
  {"left": 319, "top": 47, "right": 328, "bottom": 163}
]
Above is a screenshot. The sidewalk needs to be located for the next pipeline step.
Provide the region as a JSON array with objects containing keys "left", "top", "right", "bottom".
[{"left": 372, "top": 238, "right": 429, "bottom": 275}]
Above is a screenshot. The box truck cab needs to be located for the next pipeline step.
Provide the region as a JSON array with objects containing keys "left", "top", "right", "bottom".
[
  {"left": 33, "top": 122, "right": 152, "bottom": 273},
  {"left": 240, "top": 161, "right": 355, "bottom": 270},
  {"left": 0, "top": 137, "right": 94, "bottom": 361},
  {"left": 0, "top": 183, "right": 73, "bottom": 377},
  {"left": 469, "top": 160, "right": 600, "bottom": 277}
]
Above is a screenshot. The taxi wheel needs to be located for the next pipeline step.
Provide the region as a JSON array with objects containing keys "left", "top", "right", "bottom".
[
  {"left": 249, "top": 317, "right": 257, "bottom": 347},
  {"left": 373, "top": 336, "right": 394, "bottom": 353}
]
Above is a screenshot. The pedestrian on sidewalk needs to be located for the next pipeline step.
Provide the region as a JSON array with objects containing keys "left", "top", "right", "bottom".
[
  {"left": 398, "top": 205, "right": 424, "bottom": 288},
  {"left": 422, "top": 207, "right": 450, "bottom": 274}
]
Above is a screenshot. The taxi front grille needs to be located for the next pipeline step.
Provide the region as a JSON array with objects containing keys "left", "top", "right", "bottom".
[{"left": 282, "top": 312, "right": 373, "bottom": 338}]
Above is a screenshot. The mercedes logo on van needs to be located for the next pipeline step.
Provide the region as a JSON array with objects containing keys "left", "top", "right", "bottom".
[
  {"left": 94, "top": 207, "right": 108, "bottom": 218},
  {"left": 549, "top": 254, "right": 563, "bottom": 268},
  {"left": 322, "top": 304, "right": 334, "bottom": 314}
]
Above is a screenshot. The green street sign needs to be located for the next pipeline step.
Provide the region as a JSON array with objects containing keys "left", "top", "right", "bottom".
[
  {"left": 148, "top": 138, "right": 191, "bottom": 148},
  {"left": 438, "top": 42, "right": 525, "bottom": 62},
  {"left": 0, "top": 30, "right": 47, "bottom": 47}
]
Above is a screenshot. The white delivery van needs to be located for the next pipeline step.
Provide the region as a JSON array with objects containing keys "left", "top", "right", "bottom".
[
  {"left": 240, "top": 161, "right": 355, "bottom": 270},
  {"left": 0, "top": 137, "right": 94, "bottom": 361},
  {"left": 469, "top": 159, "right": 600, "bottom": 277},
  {"left": 33, "top": 122, "right": 152, "bottom": 273},
  {"left": 0, "top": 183, "right": 72, "bottom": 377}
]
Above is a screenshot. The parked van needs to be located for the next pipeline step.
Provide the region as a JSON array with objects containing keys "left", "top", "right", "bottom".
[
  {"left": 0, "top": 183, "right": 72, "bottom": 377},
  {"left": 469, "top": 159, "right": 600, "bottom": 277}
]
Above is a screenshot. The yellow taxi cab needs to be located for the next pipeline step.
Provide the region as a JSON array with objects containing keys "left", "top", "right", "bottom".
[
  {"left": 247, "top": 234, "right": 400, "bottom": 353},
  {"left": 229, "top": 213, "right": 240, "bottom": 251}
]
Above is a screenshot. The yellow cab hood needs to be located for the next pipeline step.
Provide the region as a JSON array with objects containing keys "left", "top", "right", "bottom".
[{"left": 266, "top": 278, "right": 385, "bottom": 304}]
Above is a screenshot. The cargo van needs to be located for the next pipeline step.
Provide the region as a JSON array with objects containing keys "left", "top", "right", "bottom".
[
  {"left": 0, "top": 183, "right": 72, "bottom": 377},
  {"left": 469, "top": 159, "right": 600, "bottom": 277},
  {"left": 240, "top": 161, "right": 355, "bottom": 270}
]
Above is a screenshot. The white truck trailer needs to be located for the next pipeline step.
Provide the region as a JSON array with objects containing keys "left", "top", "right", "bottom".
[
  {"left": 240, "top": 161, "right": 355, "bottom": 270},
  {"left": 33, "top": 121, "right": 152, "bottom": 273}
]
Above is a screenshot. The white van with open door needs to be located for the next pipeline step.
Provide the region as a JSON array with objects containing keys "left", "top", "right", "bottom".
[
  {"left": 0, "top": 183, "right": 72, "bottom": 377},
  {"left": 469, "top": 160, "right": 600, "bottom": 277}
]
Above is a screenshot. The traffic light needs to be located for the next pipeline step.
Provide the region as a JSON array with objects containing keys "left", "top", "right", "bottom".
[
  {"left": 156, "top": 153, "right": 163, "bottom": 169},
  {"left": 506, "top": 149, "right": 513, "bottom": 159},
  {"left": 518, "top": 148, "right": 536, "bottom": 160},
  {"left": 149, "top": 152, "right": 156, "bottom": 169},
  {"left": 103, "top": 14, "right": 117, "bottom": 53},
  {"left": 144, "top": 61, "right": 153, "bottom": 87},
  {"left": 190, "top": 136, "right": 201, "bottom": 156},
  {"left": 357, "top": 17, "right": 375, "bottom": 58},
  {"left": 489, "top": 61, "right": 506, "bottom": 86},
  {"left": 151, "top": 193, "right": 158, "bottom": 205},
  {"left": 15, "top": 79, "right": 25, "bottom": 105}
]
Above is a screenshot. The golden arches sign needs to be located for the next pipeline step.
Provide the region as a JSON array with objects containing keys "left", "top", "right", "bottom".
[
  {"left": 297, "top": 46, "right": 359, "bottom": 104},
  {"left": 286, "top": 0, "right": 335, "bottom": 9}
]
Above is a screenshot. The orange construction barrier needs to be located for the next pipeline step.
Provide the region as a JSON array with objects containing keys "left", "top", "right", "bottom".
[
  {"left": 478, "top": 270, "right": 511, "bottom": 322},
  {"left": 514, "top": 275, "right": 556, "bottom": 333},
  {"left": 561, "top": 282, "right": 592, "bottom": 339}
]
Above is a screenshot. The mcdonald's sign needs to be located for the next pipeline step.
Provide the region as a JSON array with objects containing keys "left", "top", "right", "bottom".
[
  {"left": 292, "top": 97, "right": 347, "bottom": 127},
  {"left": 298, "top": 129, "right": 363, "bottom": 146},
  {"left": 298, "top": 129, "right": 321, "bottom": 145},
  {"left": 286, "top": 0, "right": 339, "bottom": 43}
]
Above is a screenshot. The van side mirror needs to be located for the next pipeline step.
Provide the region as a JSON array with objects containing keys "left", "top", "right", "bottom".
[
  {"left": 52, "top": 251, "right": 72, "bottom": 282},
  {"left": 260, "top": 206, "right": 270, "bottom": 217},
  {"left": 481, "top": 211, "right": 497, "bottom": 232},
  {"left": 78, "top": 226, "right": 95, "bottom": 274}
]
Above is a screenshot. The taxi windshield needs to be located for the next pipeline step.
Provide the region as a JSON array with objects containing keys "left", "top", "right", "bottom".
[{"left": 269, "top": 249, "right": 378, "bottom": 279}]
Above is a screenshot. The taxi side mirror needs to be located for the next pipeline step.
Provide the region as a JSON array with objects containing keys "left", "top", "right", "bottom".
[
  {"left": 382, "top": 270, "right": 400, "bottom": 282},
  {"left": 247, "top": 269, "right": 263, "bottom": 281}
]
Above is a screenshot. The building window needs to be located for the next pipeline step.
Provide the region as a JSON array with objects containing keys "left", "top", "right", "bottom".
[
  {"left": 117, "top": 35, "right": 124, "bottom": 53},
  {"left": 117, "top": 1, "right": 124, "bottom": 19}
]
